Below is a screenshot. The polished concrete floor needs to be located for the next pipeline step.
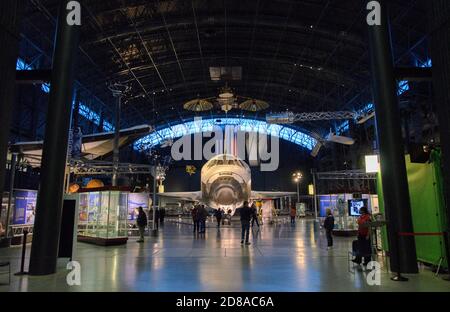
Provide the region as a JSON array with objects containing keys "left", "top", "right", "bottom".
[{"left": 0, "top": 218, "right": 449, "bottom": 292}]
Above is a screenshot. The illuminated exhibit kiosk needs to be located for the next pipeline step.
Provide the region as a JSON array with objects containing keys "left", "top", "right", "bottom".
[
  {"left": 318, "top": 193, "right": 379, "bottom": 236},
  {"left": 76, "top": 186, "right": 150, "bottom": 246},
  {"left": 76, "top": 186, "right": 129, "bottom": 246}
]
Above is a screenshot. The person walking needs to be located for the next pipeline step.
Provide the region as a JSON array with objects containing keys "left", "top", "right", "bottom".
[
  {"left": 240, "top": 201, "right": 252, "bottom": 245},
  {"left": 198, "top": 204, "right": 208, "bottom": 233},
  {"left": 290, "top": 205, "right": 297, "bottom": 225},
  {"left": 352, "top": 207, "right": 372, "bottom": 265},
  {"left": 251, "top": 203, "right": 260, "bottom": 228},
  {"left": 136, "top": 206, "right": 148, "bottom": 243},
  {"left": 191, "top": 205, "right": 200, "bottom": 233},
  {"left": 323, "top": 208, "right": 335, "bottom": 250},
  {"left": 214, "top": 208, "right": 223, "bottom": 228}
]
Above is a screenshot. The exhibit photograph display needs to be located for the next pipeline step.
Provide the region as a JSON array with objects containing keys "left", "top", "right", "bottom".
[{"left": 0, "top": 0, "right": 449, "bottom": 305}]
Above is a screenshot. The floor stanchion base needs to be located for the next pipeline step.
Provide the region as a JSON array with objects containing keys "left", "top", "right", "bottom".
[
  {"left": 391, "top": 274, "right": 409, "bottom": 282},
  {"left": 14, "top": 272, "right": 28, "bottom": 276}
]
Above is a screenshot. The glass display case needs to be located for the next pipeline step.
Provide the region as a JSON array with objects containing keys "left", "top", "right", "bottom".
[{"left": 77, "top": 190, "right": 128, "bottom": 245}]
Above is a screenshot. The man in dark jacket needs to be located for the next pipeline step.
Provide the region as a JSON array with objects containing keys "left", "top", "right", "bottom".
[
  {"left": 323, "top": 208, "right": 335, "bottom": 250},
  {"left": 136, "top": 206, "right": 148, "bottom": 243},
  {"left": 198, "top": 205, "right": 208, "bottom": 233},
  {"left": 214, "top": 208, "right": 223, "bottom": 228},
  {"left": 191, "top": 205, "right": 200, "bottom": 233},
  {"left": 240, "top": 201, "right": 252, "bottom": 245}
]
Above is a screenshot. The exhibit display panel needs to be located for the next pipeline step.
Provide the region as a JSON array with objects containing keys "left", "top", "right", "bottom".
[
  {"left": 77, "top": 190, "right": 128, "bottom": 245},
  {"left": 12, "top": 189, "right": 37, "bottom": 225},
  {"left": 128, "top": 192, "right": 150, "bottom": 222},
  {"left": 0, "top": 190, "right": 38, "bottom": 244}
]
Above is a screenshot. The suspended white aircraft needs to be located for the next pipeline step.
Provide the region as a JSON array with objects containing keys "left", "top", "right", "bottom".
[
  {"left": 158, "top": 154, "right": 295, "bottom": 215},
  {"left": 10, "top": 125, "right": 153, "bottom": 167},
  {"left": 309, "top": 130, "right": 355, "bottom": 157},
  {"left": 326, "top": 131, "right": 355, "bottom": 145}
]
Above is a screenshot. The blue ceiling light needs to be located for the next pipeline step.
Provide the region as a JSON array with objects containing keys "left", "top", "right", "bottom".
[
  {"left": 415, "top": 58, "right": 432, "bottom": 68},
  {"left": 16, "top": 58, "right": 32, "bottom": 70},
  {"left": 397, "top": 80, "right": 410, "bottom": 96},
  {"left": 41, "top": 83, "right": 51, "bottom": 93},
  {"left": 135, "top": 117, "right": 317, "bottom": 151},
  {"left": 78, "top": 103, "right": 115, "bottom": 132},
  {"left": 17, "top": 58, "right": 51, "bottom": 93}
]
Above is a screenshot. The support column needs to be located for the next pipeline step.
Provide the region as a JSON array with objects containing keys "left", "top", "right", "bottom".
[
  {"left": 5, "top": 153, "right": 18, "bottom": 238},
  {"left": 152, "top": 164, "right": 157, "bottom": 234},
  {"left": 99, "top": 110, "right": 104, "bottom": 132},
  {"left": 29, "top": 0, "right": 81, "bottom": 275},
  {"left": 112, "top": 96, "right": 121, "bottom": 186},
  {"left": 0, "top": 0, "right": 23, "bottom": 212},
  {"left": 367, "top": 0, "right": 418, "bottom": 273},
  {"left": 429, "top": 0, "right": 450, "bottom": 275},
  {"left": 311, "top": 169, "right": 318, "bottom": 221},
  {"left": 72, "top": 90, "right": 80, "bottom": 131}
]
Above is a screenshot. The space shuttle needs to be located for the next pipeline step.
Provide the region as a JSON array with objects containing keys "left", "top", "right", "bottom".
[{"left": 158, "top": 154, "right": 295, "bottom": 215}]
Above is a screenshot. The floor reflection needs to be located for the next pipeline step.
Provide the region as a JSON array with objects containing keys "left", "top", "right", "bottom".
[{"left": 0, "top": 218, "right": 449, "bottom": 292}]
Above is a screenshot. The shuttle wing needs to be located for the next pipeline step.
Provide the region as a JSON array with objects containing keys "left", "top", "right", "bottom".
[
  {"left": 157, "top": 191, "right": 202, "bottom": 202},
  {"left": 251, "top": 191, "right": 297, "bottom": 200}
]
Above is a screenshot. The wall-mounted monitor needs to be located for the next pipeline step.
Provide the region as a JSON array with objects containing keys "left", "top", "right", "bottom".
[{"left": 348, "top": 199, "right": 368, "bottom": 216}]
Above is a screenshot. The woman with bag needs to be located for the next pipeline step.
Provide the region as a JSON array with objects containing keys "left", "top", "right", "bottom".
[{"left": 352, "top": 207, "right": 372, "bottom": 265}]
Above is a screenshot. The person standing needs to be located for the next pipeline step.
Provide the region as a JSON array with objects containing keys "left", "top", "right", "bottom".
[
  {"left": 227, "top": 209, "right": 232, "bottom": 225},
  {"left": 290, "top": 205, "right": 297, "bottom": 225},
  {"left": 240, "top": 201, "right": 252, "bottom": 245},
  {"left": 198, "top": 204, "right": 208, "bottom": 233},
  {"left": 214, "top": 208, "right": 223, "bottom": 228},
  {"left": 136, "top": 206, "right": 148, "bottom": 243},
  {"left": 159, "top": 206, "right": 166, "bottom": 226},
  {"left": 352, "top": 207, "right": 372, "bottom": 265},
  {"left": 251, "top": 203, "right": 260, "bottom": 228},
  {"left": 191, "top": 205, "right": 200, "bottom": 233},
  {"left": 323, "top": 208, "right": 335, "bottom": 250},
  {"left": 202, "top": 205, "right": 209, "bottom": 233},
  {"left": 154, "top": 208, "right": 160, "bottom": 230}
]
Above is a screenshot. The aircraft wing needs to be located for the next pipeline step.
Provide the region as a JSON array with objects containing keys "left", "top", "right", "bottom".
[
  {"left": 251, "top": 191, "right": 297, "bottom": 199},
  {"left": 157, "top": 191, "right": 202, "bottom": 202},
  {"left": 10, "top": 124, "right": 152, "bottom": 166}
]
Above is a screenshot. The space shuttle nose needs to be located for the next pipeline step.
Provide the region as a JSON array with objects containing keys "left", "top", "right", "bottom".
[{"left": 215, "top": 187, "right": 236, "bottom": 205}]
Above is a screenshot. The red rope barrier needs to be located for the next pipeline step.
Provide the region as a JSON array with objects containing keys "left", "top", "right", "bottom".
[{"left": 399, "top": 232, "right": 444, "bottom": 236}]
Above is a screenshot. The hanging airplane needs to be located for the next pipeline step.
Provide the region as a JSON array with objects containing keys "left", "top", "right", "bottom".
[
  {"left": 9, "top": 124, "right": 153, "bottom": 167},
  {"left": 158, "top": 154, "right": 296, "bottom": 216}
]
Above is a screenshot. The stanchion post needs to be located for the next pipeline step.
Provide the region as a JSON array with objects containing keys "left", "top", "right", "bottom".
[
  {"left": 15, "top": 230, "right": 28, "bottom": 276},
  {"left": 391, "top": 232, "right": 408, "bottom": 282}
]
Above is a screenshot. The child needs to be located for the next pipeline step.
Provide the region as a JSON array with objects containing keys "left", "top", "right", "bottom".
[{"left": 323, "top": 208, "right": 335, "bottom": 250}]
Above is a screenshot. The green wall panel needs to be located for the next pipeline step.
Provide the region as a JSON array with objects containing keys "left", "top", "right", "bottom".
[{"left": 377, "top": 151, "right": 448, "bottom": 267}]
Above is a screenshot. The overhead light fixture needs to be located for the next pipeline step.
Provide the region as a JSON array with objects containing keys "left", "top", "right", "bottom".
[
  {"left": 365, "top": 155, "right": 380, "bottom": 173},
  {"left": 218, "top": 86, "right": 234, "bottom": 99}
]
